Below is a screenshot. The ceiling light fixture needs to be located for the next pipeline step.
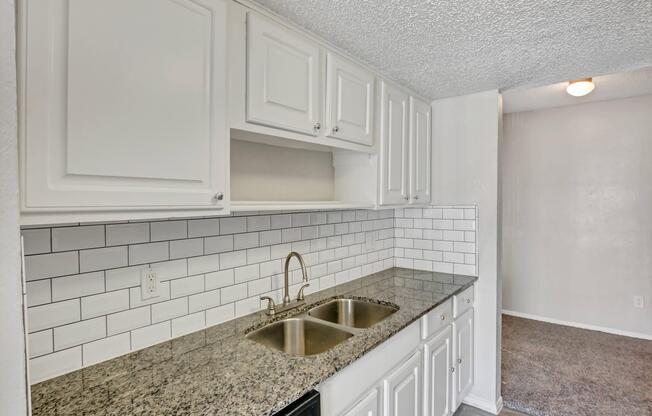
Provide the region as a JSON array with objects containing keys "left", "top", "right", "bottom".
[{"left": 566, "top": 78, "right": 595, "bottom": 97}]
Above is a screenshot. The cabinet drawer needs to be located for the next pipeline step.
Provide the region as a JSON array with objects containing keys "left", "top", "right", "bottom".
[
  {"left": 453, "top": 286, "right": 474, "bottom": 318},
  {"left": 421, "top": 299, "right": 453, "bottom": 340}
]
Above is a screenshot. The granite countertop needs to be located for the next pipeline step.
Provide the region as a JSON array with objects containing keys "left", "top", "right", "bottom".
[{"left": 31, "top": 267, "right": 477, "bottom": 416}]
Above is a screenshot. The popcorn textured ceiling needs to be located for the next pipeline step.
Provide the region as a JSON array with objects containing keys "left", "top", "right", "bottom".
[{"left": 250, "top": 0, "right": 652, "bottom": 99}]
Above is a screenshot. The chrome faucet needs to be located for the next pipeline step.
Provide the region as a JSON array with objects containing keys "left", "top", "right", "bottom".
[
  {"left": 283, "top": 251, "right": 309, "bottom": 304},
  {"left": 260, "top": 252, "right": 310, "bottom": 316}
]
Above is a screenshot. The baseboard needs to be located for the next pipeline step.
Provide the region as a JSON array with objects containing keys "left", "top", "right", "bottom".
[
  {"left": 502, "top": 309, "right": 652, "bottom": 341},
  {"left": 463, "top": 394, "right": 503, "bottom": 414}
]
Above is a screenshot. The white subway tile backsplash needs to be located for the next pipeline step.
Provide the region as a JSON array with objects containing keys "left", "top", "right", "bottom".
[
  {"left": 170, "top": 238, "right": 203, "bottom": 259},
  {"left": 129, "top": 242, "right": 169, "bottom": 265},
  {"left": 52, "top": 225, "right": 105, "bottom": 252},
  {"left": 81, "top": 289, "right": 129, "bottom": 319},
  {"left": 22, "top": 228, "right": 51, "bottom": 255},
  {"left": 234, "top": 232, "right": 259, "bottom": 250},
  {"left": 205, "top": 269, "right": 234, "bottom": 290},
  {"left": 454, "top": 264, "right": 476, "bottom": 275},
  {"left": 454, "top": 220, "right": 476, "bottom": 231},
  {"left": 28, "top": 330, "right": 53, "bottom": 358},
  {"left": 205, "top": 303, "right": 234, "bottom": 326},
  {"left": 188, "top": 289, "right": 221, "bottom": 313},
  {"left": 30, "top": 347, "right": 82, "bottom": 384},
  {"left": 53, "top": 317, "right": 106, "bottom": 351},
  {"left": 82, "top": 333, "right": 131, "bottom": 366},
  {"left": 131, "top": 321, "right": 171, "bottom": 350},
  {"left": 220, "top": 250, "right": 247, "bottom": 269},
  {"left": 151, "top": 220, "right": 187, "bottom": 241},
  {"left": 106, "top": 222, "right": 149, "bottom": 246},
  {"left": 28, "top": 300, "right": 80, "bottom": 333},
  {"left": 170, "top": 275, "right": 204, "bottom": 298},
  {"left": 52, "top": 271, "right": 105, "bottom": 301},
  {"left": 107, "top": 306, "right": 150, "bottom": 336},
  {"left": 26, "top": 280, "right": 51, "bottom": 307},
  {"left": 80, "top": 246, "right": 128, "bottom": 272},
  {"left": 171, "top": 312, "right": 205, "bottom": 337},
  {"left": 151, "top": 297, "right": 189, "bottom": 323},
  {"left": 25, "top": 206, "right": 461, "bottom": 383},
  {"left": 25, "top": 251, "right": 79, "bottom": 281},
  {"left": 442, "top": 208, "right": 464, "bottom": 219},
  {"left": 221, "top": 283, "right": 247, "bottom": 304},
  {"left": 187, "top": 254, "right": 219, "bottom": 275},
  {"left": 220, "top": 217, "right": 247, "bottom": 234}
]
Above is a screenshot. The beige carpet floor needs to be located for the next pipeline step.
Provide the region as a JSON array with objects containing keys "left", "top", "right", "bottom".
[{"left": 501, "top": 315, "right": 652, "bottom": 416}]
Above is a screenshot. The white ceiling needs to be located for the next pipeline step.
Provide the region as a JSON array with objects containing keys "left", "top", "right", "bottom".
[
  {"left": 250, "top": 0, "right": 652, "bottom": 99},
  {"left": 502, "top": 66, "right": 652, "bottom": 113}
]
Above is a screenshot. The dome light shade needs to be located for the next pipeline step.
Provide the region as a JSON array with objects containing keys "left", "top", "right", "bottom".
[{"left": 566, "top": 78, "right": 595, "bottom": 97}]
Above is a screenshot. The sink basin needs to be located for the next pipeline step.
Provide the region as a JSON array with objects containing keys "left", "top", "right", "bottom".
[
  {"left": 246, "top": 318, "right": 353, "bottom": 356},
  {"left": 308, "top": 299, "right": 399, "bottom": 328}
]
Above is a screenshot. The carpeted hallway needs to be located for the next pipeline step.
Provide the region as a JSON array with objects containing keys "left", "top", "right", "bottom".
[{"left": 501, "top": 315, "right": 652, "bottom": 416}]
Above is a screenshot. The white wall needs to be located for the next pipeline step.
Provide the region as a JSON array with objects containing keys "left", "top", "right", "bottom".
[
  {"left": 502, "top": 94, "right": 652, "bottom": 338},
  {"left": 432, "top": 90, "right": 503, "bottom": 413},
  {"left": 0, "top": 0, "right": 29, "bottom": 413}
]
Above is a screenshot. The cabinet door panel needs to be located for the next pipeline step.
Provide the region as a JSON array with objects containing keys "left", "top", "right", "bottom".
[
  {"left": 326, "top": 52, "right": 374, "bottom": 146},
  {"left": 383, "top": 351, "right": 422, "bottom": 416},
  {"left": 453, "top": 308, "right": 474, "bottom": 408},
  {"left": 246, "top": 13, "right": 320, "bottom": 135},
  {"left": 379, "top": 82, "right": 409, "bottom": 205},
  {"left": 424, "top": 327, "right": 453, "bottom": 416},
  {"left": 342, "top": 388, "right": 380, "bottom": 416},
  {"left": 409, "top": 97, "right": 431, "bottom": 204},
  {"left": 21, "top": 0, "right": 227, "bottom": 210}
]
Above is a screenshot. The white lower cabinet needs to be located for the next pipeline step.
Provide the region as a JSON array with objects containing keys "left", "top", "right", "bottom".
[
  {"left": 318, "top": 287, "right": 475, "bottom": 416},
  {"left": 452, "top": 308, "right": 474, "bottom": 408},
  {"left": 341, "top": 388, "right": 380, "bottom": 416},
  {"left": 423, "top": 326, "right": 453, "bottom": 416},
  {"left": 383, "top": 351, "right": 422, "bottom": 416}
]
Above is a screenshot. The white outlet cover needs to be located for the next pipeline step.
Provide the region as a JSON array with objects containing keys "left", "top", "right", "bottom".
[
  {"left": 141, "top": 267, "right": 160, "bottom": 300},
  {"left": 633, "top": 295, "right": 645, "bottom": 308}
]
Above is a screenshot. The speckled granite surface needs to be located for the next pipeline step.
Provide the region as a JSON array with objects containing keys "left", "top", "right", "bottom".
[
  {"left": 31, "top": 267, "right": 476, "bottom": 416},
  {"left": 502, "top": 315, "right": 652, "bottom": 416}
]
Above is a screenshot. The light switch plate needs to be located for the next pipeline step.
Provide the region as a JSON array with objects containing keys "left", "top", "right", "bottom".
[
  {"left": 633, "top": 295, "right": 645, "bottom": 308},
  {"left": 141, "top": 267, "right": 160, "bottom": 300}
]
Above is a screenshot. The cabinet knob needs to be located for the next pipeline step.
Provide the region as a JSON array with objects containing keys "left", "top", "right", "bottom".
[
  {"left": 465, "top": 298, "right": 471, "bottom": 304},
  {"left": 332, "top": 125, "right": 340, "bottom": 133},
  {"left": 404, "top": 195, "right": 410, "bottom": 201},
  {"left": 440, "top": 314, "right": 446, "bottom": 321},
  {"left": 458, "top": 358, "right": 462, "bottom": 364},
  {"left": 450, "top": 367, "right": 455, "bottom": 373},
  {"left": 213, "top": 192, "right": 224, "bottom": 201},
  {"left": 414, "top": 195, "right": 419, "bottom": 200},
  {"left": 314, "top": 123, "right": 321, "bottom": 131}
]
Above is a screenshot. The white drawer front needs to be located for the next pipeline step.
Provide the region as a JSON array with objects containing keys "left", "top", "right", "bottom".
[
  {"left": 453, "top": 286, "right": 474, "bottom": 318},
  {"left": 421, "top": 299, "right": 453, "bottom": 340}
]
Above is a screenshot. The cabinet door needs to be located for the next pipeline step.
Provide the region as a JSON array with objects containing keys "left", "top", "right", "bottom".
[
  {"left": 409, "top": 97, "right": 431, "bottom": 204},
  {"left": 342, "top": 388, "right": 381, "bottom": 416},
  {"left": 325, "top": 52, "right": 374, "bottom": 146},
  {"left": 423, "top": 327, "right": 453, "bottom": 416},
  {"left": 379, "top": 82, "right": 409, "bottom": 206},
  {"left": 246, "top": 12, "right": 321, "bottom": 136},
  {"left": 20, "top": 0, "right": 228, "bottom": 211},
  {"left": 382, "top": 351, "right": 422, "bottom": 416},
  {"left": 453, "top": 308, "right": 474, "bottom": 408}
]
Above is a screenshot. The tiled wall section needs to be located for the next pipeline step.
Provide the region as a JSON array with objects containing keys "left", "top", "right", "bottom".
[
  {"left": 394, "top": 206, "right": 477, "bottom": 276},
  {"left": 22, "top": 206, "right": 477, "bottom": 383}
]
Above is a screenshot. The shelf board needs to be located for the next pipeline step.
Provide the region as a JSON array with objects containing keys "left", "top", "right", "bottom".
[{"left": 230, "top": 201, "right": 375, "bottom": 212}]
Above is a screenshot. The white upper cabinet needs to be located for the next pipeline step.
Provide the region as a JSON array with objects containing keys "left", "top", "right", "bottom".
[
  {"left": 409, "top": 97, "right": 432, "bottom": 204},
  {"left": 246, "top": 12, "right": 321, "bottom": 136},
  {"left": 19, "top": 0, "right": 228, "bottom": 222},
  {"left": 325, "top": 52, "right": 374, "bottom": 146},
  {"left": 379, "top": 81, "right": 410, "bottom": 205}
]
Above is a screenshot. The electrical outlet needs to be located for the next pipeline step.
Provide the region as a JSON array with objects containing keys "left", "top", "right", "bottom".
[
  {"left": 633, "top": 295, "right": 645, "bottom": 309},
  {"left": 141, "top": 267, "right": 160, "bottom": 300}
]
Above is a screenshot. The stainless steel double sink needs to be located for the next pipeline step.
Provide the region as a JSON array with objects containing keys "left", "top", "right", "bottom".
[{"left": 246, "top": 298, "right": 399, "bottom": 356}]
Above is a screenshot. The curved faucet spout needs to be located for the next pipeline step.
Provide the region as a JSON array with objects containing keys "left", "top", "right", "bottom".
[{"left": 283, "top": 252, "right": 308, "bottom": 305}]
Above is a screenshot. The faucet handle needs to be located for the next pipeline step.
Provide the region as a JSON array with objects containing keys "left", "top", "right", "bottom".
[
  {"left": 296, "top": 283, "right": 310, "bottom": 301},
  {"left": 260, "top": 296, "right": 276, "bottom": 316}
]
